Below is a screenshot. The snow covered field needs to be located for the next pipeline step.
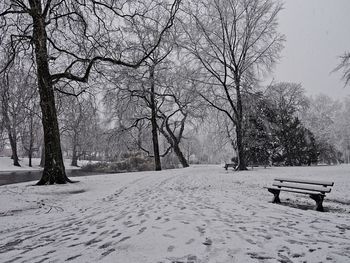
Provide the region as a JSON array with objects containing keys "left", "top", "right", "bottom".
[{"left": 0, "top": 165, "right": 349, "bottom": 263}]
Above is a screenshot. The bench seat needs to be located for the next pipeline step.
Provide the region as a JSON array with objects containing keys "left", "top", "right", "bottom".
[
  {"left": 272, "top": 182, "right": 332, "bottom": 193},
  {"left": 267, "top": 186, "right": 325, "bottom": 196}
]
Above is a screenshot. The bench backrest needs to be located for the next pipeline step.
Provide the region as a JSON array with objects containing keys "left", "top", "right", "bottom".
[{"left": 274, "top": 177, "right": 334, "bottom": 187}]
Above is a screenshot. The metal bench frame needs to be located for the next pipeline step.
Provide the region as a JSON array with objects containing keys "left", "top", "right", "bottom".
[
  {"left": 224, "top": 163, "right": 236, "bottom": 170},
  {"left": 266, "top": 177, "right": 334, "bottom": 212}
]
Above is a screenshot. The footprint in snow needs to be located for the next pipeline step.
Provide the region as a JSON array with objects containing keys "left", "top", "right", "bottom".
[
  {"left": 196, "top": 226, "right": 205, "bottom": 235},
  {"left": 138, "top": 227, "right": 147, "bottom": 235},
  {"left": 111, "top": 233, "right": 121, "bottom": 238},
  {"left": 85, "top": 238, "right": 101, "bottom": 246},
  {"left": 186, "top": 238, "right": 195, "bottom": 245},
  {"left": 98, "top": 242, "right": 112, "bottom": 249},
  {"left": 101, "top": 248, "right": 116, "bottom": 257},
  {"left": 167, "top": 245, "right": 175, "bottom": 252},
  {"left": 117, "top": 236, "right": 131, "bottom": 243},
  {"left": 163, "top": 234, "right": 175, "bottom": 239},
  {"left": 65, "top": 254, "right": 82, "bottom": 261},
  {"left": 203, "top": 238, "right": 212, "bottom": 246}
]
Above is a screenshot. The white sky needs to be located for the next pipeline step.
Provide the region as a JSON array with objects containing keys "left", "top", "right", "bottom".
[{"left": 268, "top": 0, "right": 350, "bottom": 99}]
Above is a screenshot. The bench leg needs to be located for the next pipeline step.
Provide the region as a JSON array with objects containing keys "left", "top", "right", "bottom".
[
  {"left": 310, "top": 194, "right": 324, "bottom": 212},
  {"left": 268, "top": 189, "right": 281, "bottom": 203}
]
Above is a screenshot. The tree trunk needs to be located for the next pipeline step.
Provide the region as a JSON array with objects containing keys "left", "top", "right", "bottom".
[
  {"left": 71, "top": 141, "right": 79, "bottom": 167},
  {"left": 235, "top": 79, "right": 247, "bottom": 171},
  {"left": 28, "top": 142, "right": 33, "bottom": 167},
  {"left": 8, "top": 131, "right": 20, "bottom": 167},
  {"left": 160, "top": 119, "right": 189, "bottom": 168},
  {"left": 28, "top": 139, "right": 33, "bottom": 167},
  {"left": 28, "top": 115, "right": 34, "bottom": 167},
  {"left": 29, "top": 0, "right": 70, "bottom": 184},
  {"left": 149, "top": 66, "right": 162, "bottom": 171},
  {"left": 28, "top": 151, "right": 32, "bottom": 167},
  {"left": 187, "top": 143, "right": 191, "bottom": 164},
  {"left": 235, "top": 123, "right": 247, "bottom": 170},
  {"left": 40, "top": 143, "right": 45, "bottom": 167},
  {"left": 173, "top": 143, "right": 189, "bottom": 168}
]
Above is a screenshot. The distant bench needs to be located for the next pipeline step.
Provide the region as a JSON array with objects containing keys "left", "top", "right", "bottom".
[
  {"left": 249, "top": 163, "right": 268, "bottom": 169},
  {"left": 266, "top": 178, "right": 334, "bottom": 212},
  {"left": 224, "top": 163, "right": 236, "bottom": 170},
  {"left": 224, "top": 163, "right": 268, "bottom": 170}
]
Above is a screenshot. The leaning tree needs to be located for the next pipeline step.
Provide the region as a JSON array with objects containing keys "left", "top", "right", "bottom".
[
  {"left": 0, "top": 0, "right": 181, "bottom": 184},
  {"left": 181, "top": 0, "right": 284, "bottom": 170}
]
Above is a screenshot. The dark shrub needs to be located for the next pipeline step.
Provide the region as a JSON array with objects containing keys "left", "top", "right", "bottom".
[{"left": 81, "top": 155, "right": 154, "bottom": 173}]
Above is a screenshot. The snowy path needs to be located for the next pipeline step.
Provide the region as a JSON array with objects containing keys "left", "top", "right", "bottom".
[{"left": 0, "top": 165, "right": 350, "bottom": 262}]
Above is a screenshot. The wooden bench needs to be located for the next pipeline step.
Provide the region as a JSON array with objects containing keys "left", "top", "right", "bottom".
[
  {"left": 224, "top": 163, "right": 236, "bottom": 170},
  {"left": 266, "top": 177, "right": 334, "bottom": 212}
]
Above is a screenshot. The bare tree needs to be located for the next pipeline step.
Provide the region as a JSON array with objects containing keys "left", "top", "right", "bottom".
[
  {"left": 60, "top": 94, "right": 99, "bottom": 167},
  {"left": 156, "top": 67, "right": 205, "bottom": 168},
  {"left": 181, "top": 0, "right": 284, "bottom": 170},
  {"left": 0, "top": 75, "right": 21, "bottom": 166},
  {"left": 265, "top": 82, "right": 309, "bottom": 118},
  {"left": 20, "top": 90, "right": 42, "bottom": 167},
  {"left": 158, "top": 98, "right": 189, "bottom": 168},
  {"left": 0, "top": 0, "right": 181, "bottom": 184},
  {"left": 0, "top": 63, "right": 37, "bottom": 167},
  {"left": 101, "top": 10, "right": 180, "bottom": 170},
  {"left": 148, "top": 59, "right": 163, "bottom": 170},
  {"left": 105, "top": 58, "right": 172, "bottom": 171}
]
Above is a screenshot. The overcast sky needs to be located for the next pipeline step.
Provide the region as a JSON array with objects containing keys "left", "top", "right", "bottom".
[{"left": 268, "top": 0, "right": 350, "bottom": 99}]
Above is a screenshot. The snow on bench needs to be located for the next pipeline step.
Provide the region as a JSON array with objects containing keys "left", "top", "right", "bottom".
[{"left": 266, "top": 177, "right": 334, "bottom": 212}]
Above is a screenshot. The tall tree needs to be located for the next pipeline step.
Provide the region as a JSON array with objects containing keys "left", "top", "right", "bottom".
[
  {"left": 0, "top": 0, "right": 181, "bottom": 184},
  {"left": 20, "top": 82, "right": 42, "bottom": 167},
  {"left": 102, "top": 10, "right": 180, "bottom": 170},
  {"left": 181, "top": 0, "right": 284, "bottom": 170},
  {"left": 0, "top": 63, "right": 36, "bottom": 167},
  {"left": 0, "top": 75, "right": 21, "bottom": 166},
  {"left": 336, "top": 97, "right": 350, "bottom": 163},
  {"left": 265, "top": 82, "right": 318, "bottom": 165},
  {"left": 302, "top": 94, "right": 341, "bottom": 164},
  {"left": 106, "top": 56, "right": 172, "bottom": 171},
  {"left": 243, "top": 93, "right": 273, "bottom": 166}
]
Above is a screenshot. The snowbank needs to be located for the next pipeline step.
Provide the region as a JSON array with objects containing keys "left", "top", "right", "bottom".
[{"left": 0, "top": 165, "right": 349, "bottom": 262}]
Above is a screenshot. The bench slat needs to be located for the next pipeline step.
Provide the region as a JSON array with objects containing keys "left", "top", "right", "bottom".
[
  {"left": 274, "top": 177, "right": 334, "bottom": 186},
  {"left": 272, "top": 182, "right": 331, "bottom": 193},
  {"left": 267, "top": 187, "right": 325, "bottom": 196}
]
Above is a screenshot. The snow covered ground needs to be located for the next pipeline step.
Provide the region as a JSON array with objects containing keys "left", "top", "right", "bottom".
[
  {"left": 0, "top": 157, "right": 90, "bottom": 172},
  {"left": 0, "top": 165, "right": 349, "bottom": 263}
]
